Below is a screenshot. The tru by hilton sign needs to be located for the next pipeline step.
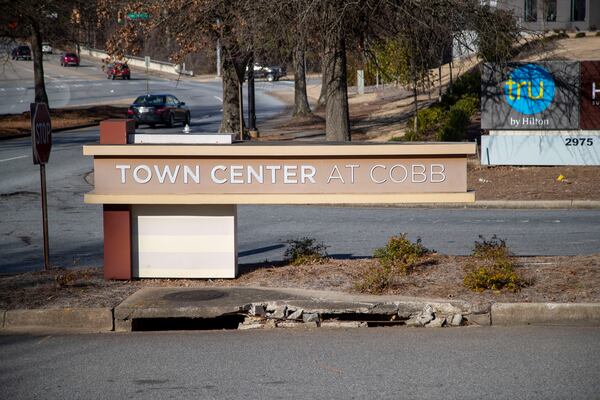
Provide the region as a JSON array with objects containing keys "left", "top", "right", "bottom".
[
  {"left": 482, "top": 61, "right": 600, "bottom": 130},
  {"left": 92, "top": 157, "right": 465, "bottom": 195}
]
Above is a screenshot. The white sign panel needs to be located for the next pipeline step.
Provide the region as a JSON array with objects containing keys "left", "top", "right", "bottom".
[{"left": 481, "top": 134, "right": 600, "bottom": 165}]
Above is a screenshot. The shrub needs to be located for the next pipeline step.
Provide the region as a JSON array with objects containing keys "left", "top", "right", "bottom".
[
  {"left": 596, "top": 32, "right": 600, "bottom": 37},
  {"left": 452, "top": 94, "right": 479, "bottom": 118},
  {"left": 355, "top": 234, "right": 431, "bottom": 294},
  {"left": 441, "top": 70, "right": 481, "bottom": 106},
  {"left": 402, "top": 130, "right": 422, "bottom": 141},
  {"left": 471, "top": 235, "right": 511, "bottom": 260},
  {"left": 405, "top": 105, "right": 446, "bottom": 138},
  {"left": 284, "top": 237, "right": 328, "bottom": 265},
  {"left": 436, "top": 107, "right": 469, "bottom": 141},
  {"left": 590, "top": 25, "right": 597, "bottom": 32},
  {"left": 355, "top": 264, "right": 395, "bottom": 294},
  {"left": 575, "top": 32, "right": 586, "bottom": 38},
  {"left": 373, "top": 234, "right": 430, "bottom": 274},
  {"left": 463, "top": 260, "right": 528, "bottom": 292},
  {"left": 463, "top": 235, "right": 530, "bottom": 292}
]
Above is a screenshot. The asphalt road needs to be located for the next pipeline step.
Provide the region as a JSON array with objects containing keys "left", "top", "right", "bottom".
[
  {"left": 1, "top": 326, "right": 599, "bottom": 399},
  {"left": 0, "top": 53, "right": 290, "bottom": 134},
  {"left": 1, "top": 126, "right": 600, "bottom": 273}
]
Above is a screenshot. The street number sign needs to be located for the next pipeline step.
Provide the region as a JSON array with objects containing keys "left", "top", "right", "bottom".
[{"left": 31, "top": 102, "right": 52, "bottom": 165}]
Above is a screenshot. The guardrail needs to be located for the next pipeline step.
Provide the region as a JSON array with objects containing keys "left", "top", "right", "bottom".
[{"left": 80, "top": 47, "right": 194, "bottom": 76}]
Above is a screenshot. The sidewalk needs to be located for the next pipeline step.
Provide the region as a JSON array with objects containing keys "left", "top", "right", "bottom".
[{"left": 2, "top": 287, "right": 599, "bottom": 333}]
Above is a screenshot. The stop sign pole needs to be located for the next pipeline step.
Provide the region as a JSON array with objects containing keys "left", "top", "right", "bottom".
[{"left": 31, "top": 103, "right": 52, "bottom": 271}]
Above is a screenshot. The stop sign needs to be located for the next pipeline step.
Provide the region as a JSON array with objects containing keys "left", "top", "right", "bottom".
[{"left": 31, "top": 102, "right": 52, "bottom": 165}]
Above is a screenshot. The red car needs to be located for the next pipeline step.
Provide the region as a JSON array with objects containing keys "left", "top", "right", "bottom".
[
  {"left": 60, "top": 53, "right": 79, "bottom": 67},
  {"left": 106, "top": 62, "right": 131, "bottom": 80}
]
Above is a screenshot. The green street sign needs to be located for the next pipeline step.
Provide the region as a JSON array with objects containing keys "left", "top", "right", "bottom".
[{"left": 127, "top": 12, "right": 149, "bottom": 20}]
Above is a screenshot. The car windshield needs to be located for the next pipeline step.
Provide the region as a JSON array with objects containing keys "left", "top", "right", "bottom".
[
  {"left": 19, "top": 46, "right": 30, "bottom": 51},
  {"left": 134, "top": 95, "right": 166, "bottom": 106},
  {"left": 65, "top": 53, "right": 77, "bottom": 57}
]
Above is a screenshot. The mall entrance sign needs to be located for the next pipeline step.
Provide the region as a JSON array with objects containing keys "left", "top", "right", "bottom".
[
  {"left": 481, "top": 61, "right": 600, "bottom": 165},
  {"left": 84, "top": 124, "right": 475, "bottom": 280}
]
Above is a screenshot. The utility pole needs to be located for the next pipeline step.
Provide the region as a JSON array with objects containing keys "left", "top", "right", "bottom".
[{"left": 247, "top": 53, "right": 257, "bottom": 137}]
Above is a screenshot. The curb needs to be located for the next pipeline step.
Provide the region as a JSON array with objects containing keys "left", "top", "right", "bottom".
[
  {"left": 3, "top": 308, "right": 113, "bottom": 332},
  {"left": 491, "top": 303, "right": 600, "bottom": 326},
  {"left": 2, "top": 300, "right": 600, "bottom": 333},
  {"left": 345, "top": 200, "right": 600, "bottom": 209}
]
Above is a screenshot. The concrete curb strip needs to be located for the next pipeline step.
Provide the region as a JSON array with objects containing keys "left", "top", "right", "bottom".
[
  {"left": 491, "top": 303, "right": 600, "bottom": 326},
  {"left": 3, "top": 308, "right": 114, "bottom": 331}
]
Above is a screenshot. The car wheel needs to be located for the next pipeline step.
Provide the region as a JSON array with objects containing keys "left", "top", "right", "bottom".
[
  {"left": 148, "top": 124, "right": 156, "bottom": 129},
  {"left": 167, "top": 113, "right": 175, "bottom": 128},
  {"left": 266, "top": 73, "right": 274, "bottom": 82},
  {"left": 134, "top": 122, "right": 139, "bottom": 129}
]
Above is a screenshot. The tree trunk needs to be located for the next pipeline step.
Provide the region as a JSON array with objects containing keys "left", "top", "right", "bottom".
[
  {"left": 317, "top": 46, "right": 331, "bottom": 108},
  {"left": 325, "top": 36, "right": 350, "bottom": 142},
  {"left": 411, "top": 57, "right": 418, "bottom": 133},
  {"left": 30, "top": 22, "right": 48, "bottom": 105},
  {"left": 219, "top": 57, "right": 244, "bottom": 134},
  {"left": 292, "top": 46, "right": 311, "bottom": 117},
  {"left": 413, "top": 82, "right": 418, "bottom": 132}
]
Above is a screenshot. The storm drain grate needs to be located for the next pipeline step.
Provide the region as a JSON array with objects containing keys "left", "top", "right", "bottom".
[{"left": 131, "top": 314, "right": 245, "bottom": 331}]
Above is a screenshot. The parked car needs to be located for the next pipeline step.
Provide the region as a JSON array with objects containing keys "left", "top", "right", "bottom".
[
  {"left": 11, "top": 46, "right": 31, "bottom": 60},
  {"left": 127, "top": 94, "right": 191, "bottom": 128},
  {"left": 105, "top": 62, "right": 130, "bottom": 80},
  {"left": 60, "top": 52, "right": 79, "bottom": 66},
  {"left": 41, "top": 43, "right": 53, "bottom": 54},
  {"left": 248, "top": 63, "right": 287, "bottom": 82}
]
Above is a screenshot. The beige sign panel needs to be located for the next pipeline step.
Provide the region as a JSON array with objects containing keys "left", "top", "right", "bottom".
[{"left": 84, "top": 144, "right": 475, "bottom": 204}]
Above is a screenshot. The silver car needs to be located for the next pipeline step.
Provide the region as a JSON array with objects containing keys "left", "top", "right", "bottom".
[{"left": 42, "top": 43, "right": 52, "bottom": 54}]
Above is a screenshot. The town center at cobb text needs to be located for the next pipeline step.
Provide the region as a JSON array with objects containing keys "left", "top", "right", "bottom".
[{"left": 115, "top": 163, "right": 448, "bottom": 185}]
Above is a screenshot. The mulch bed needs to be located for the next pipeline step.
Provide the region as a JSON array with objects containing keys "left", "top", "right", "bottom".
[{"left": 1, "top": 254, "right": 598, "bottom": 310}]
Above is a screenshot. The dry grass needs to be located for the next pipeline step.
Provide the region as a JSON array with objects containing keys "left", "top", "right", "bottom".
[
  {"left": 1, "top": 254, "right": 599, "bottom": 310},
  {"left": 0, "top": 105, "right": 127, "bottom": 138}
]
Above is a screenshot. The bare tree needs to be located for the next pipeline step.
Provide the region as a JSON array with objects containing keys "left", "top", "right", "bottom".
[{"left": 0, "top": 0, "right": 83, "bottom": 106}]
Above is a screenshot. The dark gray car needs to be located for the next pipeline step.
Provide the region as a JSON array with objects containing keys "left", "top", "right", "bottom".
[{"left": 127, "top": 94, "right": 191, "bottom": 128}]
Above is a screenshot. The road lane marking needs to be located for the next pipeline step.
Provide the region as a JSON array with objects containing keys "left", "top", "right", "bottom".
[
  {"left": 214, "top": 96, "right": 223, "bottom": 102},
  {"left": 0, "top": 155, "right": 28, "bottom": 163}
]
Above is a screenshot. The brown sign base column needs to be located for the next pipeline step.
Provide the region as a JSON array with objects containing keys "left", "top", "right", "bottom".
[
  {"left": 100, "top": 119, "right": 135, "bottom": 280},
  {"left": 103, "top": 204, "right": 132, "bottom": 280}
]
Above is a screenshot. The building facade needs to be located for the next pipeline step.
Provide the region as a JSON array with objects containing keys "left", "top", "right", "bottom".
[{"left": 492, "top": 0, "right": 600, "bottom": 31}]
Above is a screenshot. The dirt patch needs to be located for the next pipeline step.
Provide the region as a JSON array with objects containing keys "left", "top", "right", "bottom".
[
  {"left": 0, "top": 105, "right": 127, "bottom": 139},
  {"left": 1, "top": 254, "right": 598, "bottom": 310},
  {"left": 468, "top": 159, "right": 600, "bottom": 200}
]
